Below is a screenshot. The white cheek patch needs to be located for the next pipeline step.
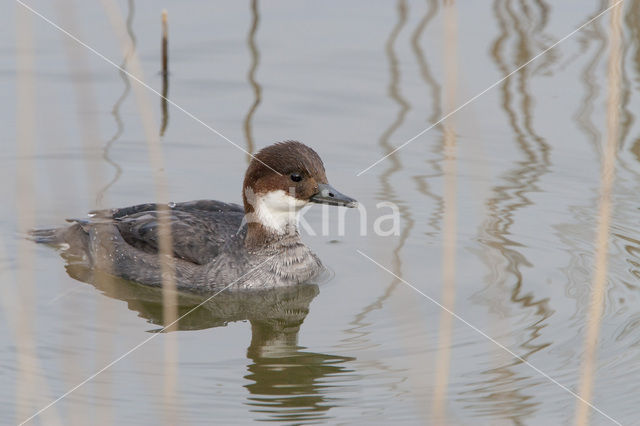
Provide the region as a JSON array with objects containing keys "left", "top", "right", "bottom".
[{"left": 254, "top": 190, "right": 307, "bottom": 234}]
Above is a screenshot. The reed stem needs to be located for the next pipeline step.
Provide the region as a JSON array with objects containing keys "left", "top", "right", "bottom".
[
  {"left": 574, "top": 2, "right": 622, "bottom": 425},
  {"left": 432, "top": 0, "right": 458, "bottom": 422}
]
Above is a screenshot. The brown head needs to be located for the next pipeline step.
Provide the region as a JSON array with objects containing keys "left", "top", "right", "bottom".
[{"left": 242, "top": 141, "right": 357, "bottom": 242}]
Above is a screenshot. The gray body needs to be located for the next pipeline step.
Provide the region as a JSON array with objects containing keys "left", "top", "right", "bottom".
[{"left": 34, "top": 200, "right": 323, "bottom": 293}]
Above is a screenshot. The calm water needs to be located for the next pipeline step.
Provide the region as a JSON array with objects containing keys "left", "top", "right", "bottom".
[{"left": 3, "top": 0, "right": 640, "bottom": 424}]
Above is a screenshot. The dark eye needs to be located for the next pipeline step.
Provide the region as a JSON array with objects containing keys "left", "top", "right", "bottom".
[{"left": 290, "top": 173, "right": 302, "bottom": 182}]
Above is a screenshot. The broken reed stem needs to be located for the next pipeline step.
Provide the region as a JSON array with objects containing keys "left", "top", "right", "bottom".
[
  {"left": 432, "top": 0, "right": 458, "bottom": 423},
  {"left": 100, "top": 1, "right": 179, "bottom": 424},
  {"left": 160, "top": 9, "right": 168, "bottom": 136},
  {"left": 574, "top": 1, "right": 622, "bottom": 425},
  {"left": 161, "top": 10, "right": 168, "bottom": 75}
]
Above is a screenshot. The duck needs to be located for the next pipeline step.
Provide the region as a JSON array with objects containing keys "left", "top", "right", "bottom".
[{"left": 32, "top": 141, "right": 357, "bottom": 292}]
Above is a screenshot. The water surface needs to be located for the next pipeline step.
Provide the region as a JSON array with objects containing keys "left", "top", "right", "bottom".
[{"left": 3, "top": 0, "right": 640, "bottom": 424}]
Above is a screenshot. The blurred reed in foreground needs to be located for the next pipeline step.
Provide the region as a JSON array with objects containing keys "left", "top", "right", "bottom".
[
  {"left": 575, "top": 1, "right": 623, "bottom": 425},
  {"left": 57, "top": 0, "right": 113, "bottom": 422},
  {"left": 14, "top": 4, "right": 61, "bottom": 425},
  {"left": 432, "top": 0, "right": 458, "bottom": 423},
  {"left": 101, "top": 1, "right": 179, "bottom": 423}
]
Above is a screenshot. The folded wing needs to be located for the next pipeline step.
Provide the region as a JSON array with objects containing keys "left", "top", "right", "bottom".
[{"left": 91, "top": 200, "right": 245, "bottom": 265}]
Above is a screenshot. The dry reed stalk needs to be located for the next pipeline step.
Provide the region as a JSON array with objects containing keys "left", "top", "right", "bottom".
[
  {"left": 161, "top": 10, "right": 168, "bottom": 75},
  {"left": 15, "top": 4, "right": 39, "bottom": 422},
  {"left": 574, "top": 1, "right": 622, "bottom": 425},
  {"left": 431, "top": 0, "right": 458, "bottom": 422},
  {"left": 14, "top": 5, "right": 61, "bottom": 425},
  {"left": 160, "top": 9, "right": 169, "bottom": 136},
  {"left": 100, "top": 1, "right": 179, "bottom": 423},
  {"left": 0, "top": 237, "right": 61, "bottom": 426},
  {"left": 55, "top": 1, "right": 114, "bottom": 423}
]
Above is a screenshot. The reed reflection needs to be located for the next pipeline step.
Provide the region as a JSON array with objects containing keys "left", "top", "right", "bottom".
[
  {"left": 575, "top": 1, "right": 608, "bottom": 157},
  {"left": 411, "top": 0, "right": 445, "bottom": 238},
  {"left": 462, "top": 0, "right": 555, "bottom": 421},
  {"left": 564, "top": 0, "right": 610, "bottom": 311},
  {"left": 552, "top": 4, "right": 640, "bottom": 422},
  {"left": 564, "top": 0, "right": 636, "bottom": 321},
  {"left": 538, "top": 3, "right": 640, "bottom": 423},
  {"left": 345, "top": 0, "right": 412, "bottom": 325},
  {"left": 97, "top": 0, "right": 134, "bottom": 205},
  {"left": 611, "top": 0, "right": 640, "bottom": 229},
  {"left": 617, "top": 0, "right": 637, "bottom": 163},
  {"left": 626, "top": 0, "right": 640, "bottom": 165},
  {"left": 343, "top": 1, "right": 426, "bottom": 419},
  {"left": 376, "top": 0, "right": 413, "bottom": 295},
  {"left": 628, "top": 2, "right": 640, "bottom": 167},
  {"left": 243, "top": 0, "right": 261, "bottom": 161}
]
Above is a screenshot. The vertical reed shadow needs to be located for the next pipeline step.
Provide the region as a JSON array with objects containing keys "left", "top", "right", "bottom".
[
  {"left": 461, "top": 0, "right": 556, "bottom": 421},
  {"left": 96, "top": 0, "right": 135, "bottom": 205},
  {"left": 243, "top": 0, "right": 261, "bottom": 161}
]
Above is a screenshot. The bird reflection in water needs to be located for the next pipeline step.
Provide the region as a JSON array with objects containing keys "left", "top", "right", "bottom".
[
  {"left": 58, "top": 251, "right": 355, "bottom": 423},
  {"left": 244, "top": 321, "right": 355, "bottom": 424}
]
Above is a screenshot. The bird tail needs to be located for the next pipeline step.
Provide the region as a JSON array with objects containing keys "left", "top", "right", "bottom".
[
  {"left": 29, "top": 227, "right": 66, "bottom": 244},
  {"left": 29, "top": 221, "right": 88, "bottom": 245}
]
